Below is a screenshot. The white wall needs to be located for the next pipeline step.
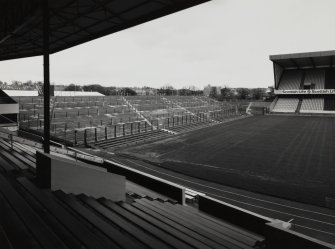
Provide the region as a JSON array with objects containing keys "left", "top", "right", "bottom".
[
  {"left": 55, "top": 91, "right": 104, "bottom": 96},
  {"left": 4, "top": 90, "right": 38, "bottom": 96},
  {"left": 0, "top": 103, "right": 19, "bottom": 114}
]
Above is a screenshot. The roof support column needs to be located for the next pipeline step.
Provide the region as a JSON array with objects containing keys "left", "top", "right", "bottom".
[{"left": 43, "top": 0, "right": 50, "bottom": 153}]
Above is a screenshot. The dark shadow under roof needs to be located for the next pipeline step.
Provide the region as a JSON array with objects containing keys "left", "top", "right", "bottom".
[
  {"left": 270, "top": 50, "right": 335, "bottom": 69},
  {"left": 0, "top": 0, "right": 210, "bottom": 61}
]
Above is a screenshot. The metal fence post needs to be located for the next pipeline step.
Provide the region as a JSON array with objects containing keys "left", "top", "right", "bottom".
[
  {"left": 74, "top": 130, "right": 77, "bottom": 145},
  {"left": 94, "top": 128, "right": 97, "bottom": 142},
  {"left": 84, "top": 129, "right": 88, "bottom": 147}
]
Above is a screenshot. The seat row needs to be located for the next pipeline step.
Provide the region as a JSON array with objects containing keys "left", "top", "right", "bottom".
[
  {"left": 0, "top": 133, "right": 263, "bottom": 249},
  {"left": 94, "top": 129, "right": 171, "bottom": 150},
  {"left": 272, "top": 98, "right": 299, "bottom": 113}
]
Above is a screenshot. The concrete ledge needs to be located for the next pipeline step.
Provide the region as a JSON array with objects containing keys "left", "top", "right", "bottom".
[
  {"left": 0, "top": 103, "right": 18, "bottom": 114},
  {"left": 199, "top": 195, "right": 272, "bottom": 234},
  {"left": 104, "top": 160, "right": 185, "bottom": 204},
  {"left": 36, "top": 151, "right": 125, "bottom": 201},
  {"left": 265, "top": 222, "right": 334, "bottom": 249},
  {"left": 199, "top": 196, "right": 334, "bottom": 249}
]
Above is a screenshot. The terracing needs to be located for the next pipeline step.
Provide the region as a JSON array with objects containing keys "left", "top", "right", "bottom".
[{"left": 15, "top": 95, "right": 245, "bottom": 147}]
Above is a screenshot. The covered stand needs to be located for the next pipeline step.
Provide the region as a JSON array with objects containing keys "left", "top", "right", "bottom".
[{"left": 0, "top": 0, "right": 210, "bottom": 153}]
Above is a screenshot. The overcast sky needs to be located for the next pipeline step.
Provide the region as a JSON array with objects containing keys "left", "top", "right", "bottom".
[{"left": 1, "top": 0, "right": 335, "bottom": 89}]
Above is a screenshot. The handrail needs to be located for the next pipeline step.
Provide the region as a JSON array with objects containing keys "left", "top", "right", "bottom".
[{"left": 0, "top": 130, "right": 103, "bottom": 164}]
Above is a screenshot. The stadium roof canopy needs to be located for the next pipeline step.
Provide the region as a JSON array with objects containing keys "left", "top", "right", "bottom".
[
  {"left": 270, "top": 50, "right": 335, "bottom": 69},
  {"left": 0, "top": 0, "right": 209, "bottom": 61},
  {"left": 0, "top": 0, "right": 210, "bottom": 153}
]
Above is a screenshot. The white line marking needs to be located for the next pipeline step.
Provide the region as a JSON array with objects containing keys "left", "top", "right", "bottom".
[
  {"left": 295, "top": 224, "right": 335, "bottom": 236},
  {"left": 196, "top": 190, "right": 335, "bottom": 227},
  {"left": 121, "top": 158, "right": 335, "bottom": 220}
]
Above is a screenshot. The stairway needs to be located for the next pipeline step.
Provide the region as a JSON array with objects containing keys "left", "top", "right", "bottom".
[
  {"left": 296, "top": 98, "right": 303, "bottom": 113},
  {"left": 122, "top": 97, "right": 153, "bottom": 128}
]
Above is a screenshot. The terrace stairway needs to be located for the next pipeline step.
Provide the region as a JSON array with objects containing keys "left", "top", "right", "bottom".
[
  {"left": 295, "top": 98, "right": 303, "bottom": 113},
  {"left": 123, "top": 97, "right": 153, "bottom": 128},
  {"left": 160, "top": 97, "right": 212, "bottom": 123}
]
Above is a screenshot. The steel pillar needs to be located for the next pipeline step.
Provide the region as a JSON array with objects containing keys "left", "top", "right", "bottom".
[{"left": 43, "top": 0, "right": 50, "bottom": 153}]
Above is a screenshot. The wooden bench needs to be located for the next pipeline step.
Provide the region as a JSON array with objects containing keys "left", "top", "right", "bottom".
[
  {"left": 15, "top": 184, "right": 82, "bottom": 249},
  {"left": 0, "top": 224, "right": 12, "bottom": 249},
  {"left": 79, "top": 194, "right": 170, "bottom": 249},
  {"left": 0, "top": 140, "right": 35, "bottom": 166},
  {"left": 0, "top": 143, "right": 28, "bottom": 170},
  {"left": 0, "top": 174, "right": 67, "bottom": 249},
  {"left": 16, "top": 177, "right": 107, "bottom": 249},
  {"left": 168, "top": 202, "right": 264, "bottom": 245},
  {"left": 0, "top": 193, "right": 41, "bottom": 249},
  {"left": 142, "top": 198, "right": 255, "bottom": 248},
  {"left": 128, "top": 201, "right": 213, "bottom": 249},
  {"left": 102, "top": 198, "right": 192, "bottom": 249},
  {"left": 135, "top": 199, "right": 246, "bottom": 249},
  {"left": 54, "top": 191, "right": 137, "bottom": 249},
  {"left": 0, "top": 155, "right": 17, "bottom": 172}
]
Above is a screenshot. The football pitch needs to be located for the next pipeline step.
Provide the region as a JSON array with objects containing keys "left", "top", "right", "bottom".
[{"left": 120, "top": 115, "right": 335, "bottom": 206}]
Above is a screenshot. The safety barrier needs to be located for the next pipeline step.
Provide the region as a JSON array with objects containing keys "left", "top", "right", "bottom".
[
  {"left": 199, "top": 195, "right": 333, "bottom": 249},
  {"left": 104, "top": 160, "right": 185, "bottom": 204}
]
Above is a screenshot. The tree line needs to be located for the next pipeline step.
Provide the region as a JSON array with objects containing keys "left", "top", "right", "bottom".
[
  {"left": 64, "top": 84, "right": 137, "bottom": 96},
  {"left": 0, "top": 80, "right": 269, "bottom": 100},
  {"left": 217, "top": 87, "right": 267, "bottom": 100}
]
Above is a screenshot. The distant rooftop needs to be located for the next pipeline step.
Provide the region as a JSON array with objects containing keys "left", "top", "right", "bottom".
[
  {"left": 3, "top": 90, "right": 104, "bottom": 97},
  {"left": 54, "top": 91, "right": 104, "bottom": 97}
]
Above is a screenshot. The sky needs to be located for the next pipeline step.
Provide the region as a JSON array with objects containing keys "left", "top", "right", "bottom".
[{"left": 1, "top": 0, "right": 335, "bottom": 89}]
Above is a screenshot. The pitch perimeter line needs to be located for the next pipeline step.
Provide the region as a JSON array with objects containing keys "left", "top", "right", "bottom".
[{"left": 119, "top": 158, "right": 335, "bottom": 220}]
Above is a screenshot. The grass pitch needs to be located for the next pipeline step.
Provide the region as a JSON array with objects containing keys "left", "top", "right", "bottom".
[{"left": 119, "top": 115, "right": 335, "bottom": 206}]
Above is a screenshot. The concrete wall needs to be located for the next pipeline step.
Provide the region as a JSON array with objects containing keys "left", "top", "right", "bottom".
[
  {"left": 36, "top": 152, "right": 125, "bottom": 201},
  {"left": 265, "top": 222, "right": 333, "bottom": 249},
  {"left": 104, "top": 160, "right": 185, "bottom": 204},
  {"left": 0, "top": 103, "right": 19, "bottom": 115},
  {"left": 199, "top": 196, "right": 333, "bottom": 249},
  {"left": 199, "top": 195, "right": 272, "bottom": 234}
]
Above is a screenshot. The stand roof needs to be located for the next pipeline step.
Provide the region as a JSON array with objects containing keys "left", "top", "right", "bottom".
[{"left": 0, "top": 0, "right": 209, "bottom": 61}]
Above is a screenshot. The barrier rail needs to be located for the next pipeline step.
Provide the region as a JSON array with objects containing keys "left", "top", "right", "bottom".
[
  {"left": 0, "top": 130, "right": 103, "bottom": 164},
  {"left": 104, "top": 160, "right": 185, "bottom": 204}
]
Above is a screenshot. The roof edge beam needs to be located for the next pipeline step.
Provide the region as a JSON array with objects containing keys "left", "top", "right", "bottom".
[
  {"left": 290, "top": 59, "right": 299, "bottom": 69},
  {"left": 309, "top": 57, "right": 316, "bottom": 69}
]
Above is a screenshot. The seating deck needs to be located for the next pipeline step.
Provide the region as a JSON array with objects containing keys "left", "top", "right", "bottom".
[{"left": 0, "top": 133, "right": 267, "bottom": 249}]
